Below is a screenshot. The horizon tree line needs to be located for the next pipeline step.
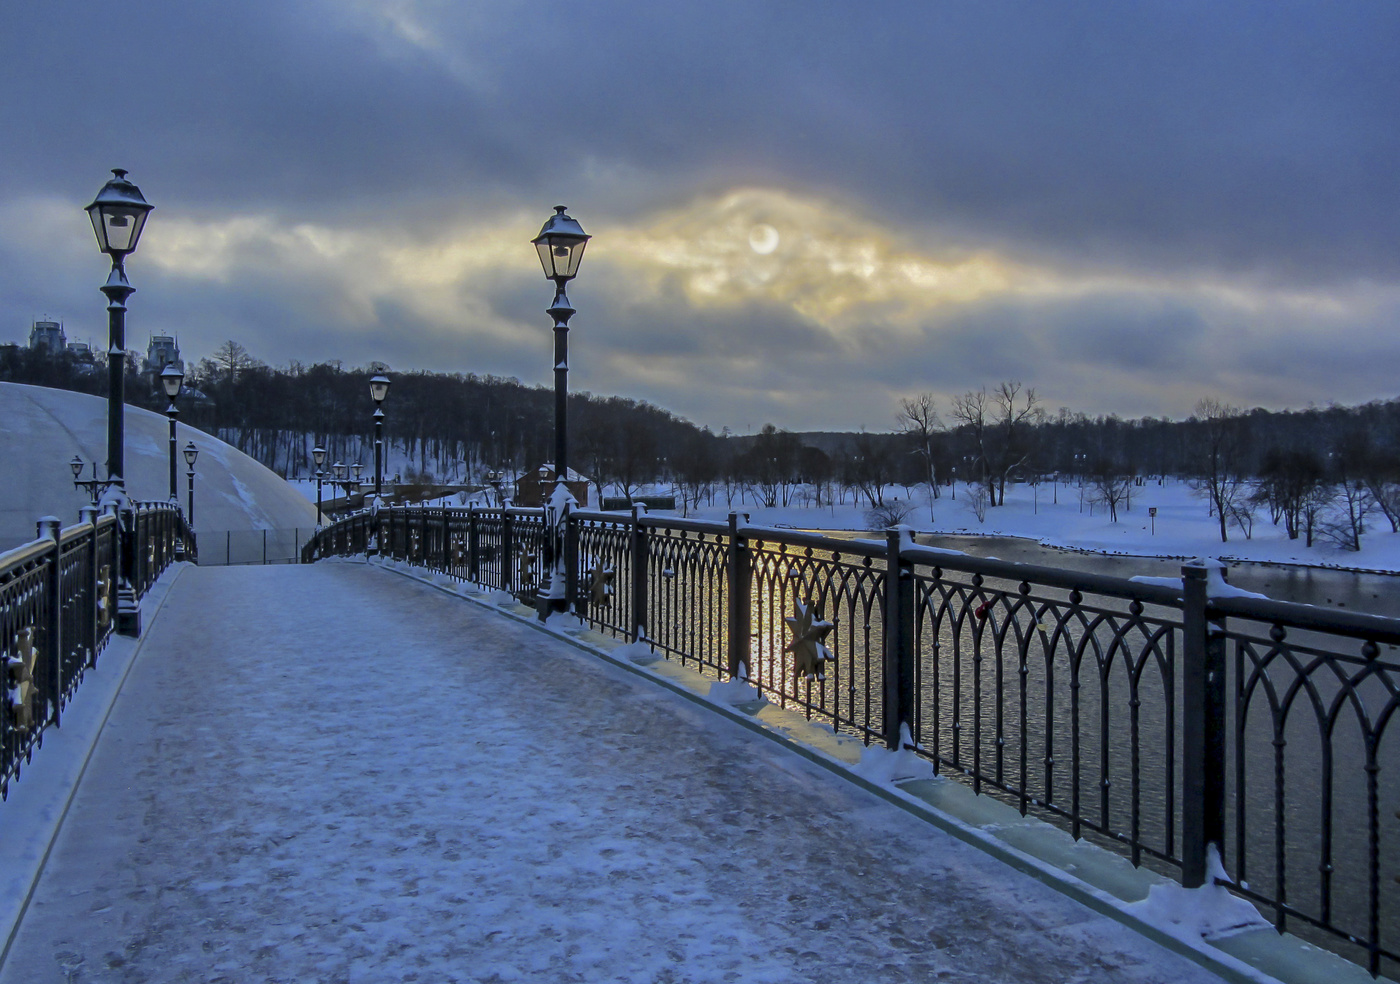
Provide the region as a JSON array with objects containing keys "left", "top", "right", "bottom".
[{"left": 4, "top": 339, "right": 1399, "bottom": 549}]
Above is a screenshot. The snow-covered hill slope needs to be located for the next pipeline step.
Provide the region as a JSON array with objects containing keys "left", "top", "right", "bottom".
[{"left": 1, "top": 382, "right": 317, "bottom": 551}]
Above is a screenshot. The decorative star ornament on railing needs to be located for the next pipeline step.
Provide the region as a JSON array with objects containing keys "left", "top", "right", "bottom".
[
  {"left": 786, "top": 599, "right": 835, "bottom": 681},
  {"left": 5, "top": 627, "right": 37, "bottom": 732},
  {"left": 97, "top": 565, "right": 113, "bottom": 630},
  {"left": 588, "top": 562, "right": 615, "bottom": 606}
]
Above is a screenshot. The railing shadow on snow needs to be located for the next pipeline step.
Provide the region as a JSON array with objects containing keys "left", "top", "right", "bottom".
[{"left": 307, "top": 501, "right": 1400, "bottom": 978}]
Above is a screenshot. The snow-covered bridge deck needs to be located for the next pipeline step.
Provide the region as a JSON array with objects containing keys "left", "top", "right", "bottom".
[{"left": 0, "top": 563, "right": 1232, "bottom": 983}]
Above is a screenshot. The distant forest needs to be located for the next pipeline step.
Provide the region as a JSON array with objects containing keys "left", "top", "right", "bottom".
[{"left": 6, "top": 339, "right": 1400, "bottom": 545}]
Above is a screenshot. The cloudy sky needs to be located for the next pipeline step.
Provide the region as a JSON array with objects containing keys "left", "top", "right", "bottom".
[{"left": 2, "top": 2, "right": 1397, "bottom": 433}]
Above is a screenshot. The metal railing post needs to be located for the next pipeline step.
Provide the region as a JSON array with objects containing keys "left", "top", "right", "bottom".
[
  {"left": 116, "top": 501, "right": 141, "bottom": 635},
  {"left": 727, "top": 512, "right": 751, "bottom": 679},
  {"left": 883, "top": 528, "right": 917, "bottom": 750},
  {"left": 631, "top": 504, "right": 649, "bottom": 643},
  {"left": 37, "top": 518, "right": 62, "bottom": 727},
  {"left": 564, "top": 502, "right": 579, "bottom": 614},
  {"left": 80, "top": 506, "right": 99, "bottom": 667},
  {"left": 501, "top": 509, "right": 514, "bottom": 593},
  {"left": 1182, "top": 563, "right": 1227, "bottom": 888},
  {"left": 441, "top": 507, "right": 451, "bottom": 574},
  {"left": 468, "top": 507, "right": 481, "bottom": 583}
]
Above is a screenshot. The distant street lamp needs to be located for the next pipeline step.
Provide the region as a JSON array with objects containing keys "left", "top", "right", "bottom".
[
  {"left": 87, "top": 168, "right": 153, "bottom": 637},
  {"left": 70, "top": 454, "right": 109, "bottom": 504},
  {"left": 531, "top": 205, "right": 590, "bottom": 615},
  {"left": 183, "top": 442, "right": 199, "bottom": 527},
  {"left": 326, "top": 461, "right": 361, "bottom": 507},
  {"left": 369, "top": 374, "right": 391, "bottom": 500},
  {"left": 160, "top": 364, "right": 185, "bottom": 502},
  {"left": 312, "top": 445, "right": 327, "bottom": 526}
]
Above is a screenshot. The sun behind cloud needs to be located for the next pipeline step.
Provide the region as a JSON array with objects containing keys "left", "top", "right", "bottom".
[{"left": 597, "top": 189, "right": 1021, "bottom": 334}]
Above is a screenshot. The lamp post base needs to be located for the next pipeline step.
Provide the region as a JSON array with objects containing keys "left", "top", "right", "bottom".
[
  {"left": 116, "top": 583, "right": 141, "bottom": 636},
  {"left": 535, "top": 585, "right": 568, "bottom": 621}
]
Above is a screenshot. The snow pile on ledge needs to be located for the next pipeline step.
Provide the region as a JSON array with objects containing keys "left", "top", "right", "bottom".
[
  {"left": 1129, "top": 558, "right": 1270, "bottom": 601},
  {"left": 707, "top": 663, "right": 762, "bottom": 705},
  {"left": 1200, "top": 559, "right": 1270, "bottom": 600},
  {"left": 610, "top": 639, "right": 654, "bottom": 661},
  {"left": 1125, "top": 848, "right": 1269, "bottom": 943},
  {"left": 853, "top": 725, "right": 935, "bottom": 784}
]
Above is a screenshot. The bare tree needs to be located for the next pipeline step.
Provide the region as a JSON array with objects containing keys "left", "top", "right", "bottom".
[
  {"left": 899, "top": 393, "right": 942, "bottom": 518},
  {"left": 1251, "top": 448, "right": 1326, "bottom": 540},
  {"left": 950, "top": 382, "right": 1041, "bottom": 507},
  {"left": 672, "top": 430, "right": 718, "bottom": 516},
  {"left": 211, "top": 339, "right": 262, "bottom": 384},
  {"left": 1087, "top": 460, "right": 1132, "bottom": 522},
  {"left": 1299, "top": 483, "right": 1334, "bottom": 547},
  {"left": 950, "top": 389, "right": 991, "bottom": 503},
  {"left": 843, "top": 431, "right": 894, "bottom": 507},
  {"left": 966, "top": 481, "right": 989, "bottom": 523},
  {"left": 865, "top": 499, "right": 915, "bottom": 530},
  {"left": 1318, "top": 481, "right": 1373, "bottom": 551},
  {"left": 1190, "top": 398, "right": 1248, "bottom": 542},
  {"left": 989, "top": 381, "right": 1043, "bottom": 506}
]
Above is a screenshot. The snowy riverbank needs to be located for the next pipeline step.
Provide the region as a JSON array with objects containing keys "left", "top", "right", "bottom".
[
  {"left": 683, "top": 479, "right": 1400, "bottom": 577},
  {"left": 292, "top": 476, "right": 1400, "bottom": 577}
]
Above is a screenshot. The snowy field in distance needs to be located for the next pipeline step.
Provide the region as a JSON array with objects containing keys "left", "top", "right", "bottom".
[{"left": 293, "top": 474, "right": 1400, "bottom": 575}]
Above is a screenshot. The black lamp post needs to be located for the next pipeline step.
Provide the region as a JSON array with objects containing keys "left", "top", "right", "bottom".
[
  {"left": 183, "top": 442, "right": 198, "bottom": 527},
  {"left": 312, "top": 445, "right": 327, "bottom": 526},
  {"left": 532, "top": 206, "right": 589, "bottom": 491},
  {"left": 161, "top": 364, "right": 185, "bottom": 502},
  {"left": 369, "top": 374, "right": 391, "bottom": 500},
  {"left": 87, "top": 168, "right": 153, "bottom": 637},
  {"left": 531, "top": 205, "right": 590, "bottom": 616},
  {"left": 87, "top": 170, "right": 152, "bottom": 495}
]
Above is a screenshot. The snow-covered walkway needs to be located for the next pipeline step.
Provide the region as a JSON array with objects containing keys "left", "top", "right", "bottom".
[{"left": 0, "top": 564, "right": 1230, "bottom": 984}]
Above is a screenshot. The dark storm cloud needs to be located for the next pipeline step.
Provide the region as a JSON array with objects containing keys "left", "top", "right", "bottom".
[
  {"left": 6, "top": 1, "right": 1394, "bottom": 273},
  {"left": 2, "top": 1, "right": 1396, "bottom": 432}
]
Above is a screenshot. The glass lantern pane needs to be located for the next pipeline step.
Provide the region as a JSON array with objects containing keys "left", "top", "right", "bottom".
[
  {"left": 535, "top": 240, "right": 558, "bottom": 278},
  {"left": 88, "top": 210, "right": 109, "bottom": 252},
  {"left": 103, "top": 207, "right": 148, "bottom": 253},
  {"left": 562, "top": 239, "right": 587, "bottom": 278}
]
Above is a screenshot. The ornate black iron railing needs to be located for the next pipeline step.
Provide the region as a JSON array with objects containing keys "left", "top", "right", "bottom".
[
  {"left": 2, "top": 500, "right": 190, "bottom": 800},
  {"left": 307, "top": 504, "right": 1400, "bottom": 976}
]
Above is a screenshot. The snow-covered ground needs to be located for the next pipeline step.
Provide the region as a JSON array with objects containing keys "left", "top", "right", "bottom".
[
  {"left": 685, "top": 480, "right": 1400, "bottom": 574},
  {"left": 296, "top": 474, "right": 1400, "bottom": 575},
  {"left": 0, "top": 382, "right": 317, "bottom": 551}
]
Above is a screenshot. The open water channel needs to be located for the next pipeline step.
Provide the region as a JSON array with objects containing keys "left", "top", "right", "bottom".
[
  {"left": 785, "top": 529, "right": 1400, "bottom": 971},
  {"left": 892, "top": 531, "right": 1399, "bottom": 618}
]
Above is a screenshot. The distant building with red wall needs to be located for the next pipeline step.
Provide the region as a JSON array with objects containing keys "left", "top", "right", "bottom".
[{"left": 513, "top": 464, "right": 589, "bottom": 507}]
